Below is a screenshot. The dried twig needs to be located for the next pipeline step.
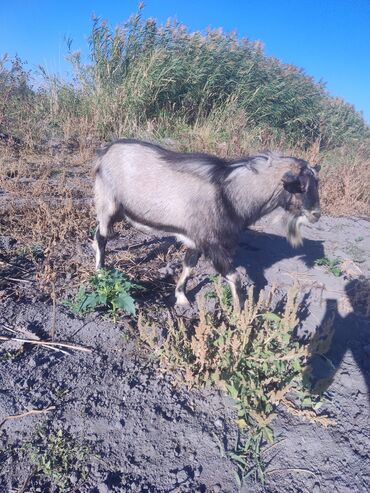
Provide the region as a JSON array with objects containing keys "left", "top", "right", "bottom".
[
  {"left": 0, "top": 336, "right": 91, "bottom": 352},
  {"left": 2, "top": 325, "right": 17, "bottom": 334},
  {"left": 282, "top": 270, "right": 315, "bottom": 278},
  {"left": 261, "top": 438, "right": 286, "bottom": 455},
  {"left": 266, "top": 467, "right": 317, "bottom": 477},
  {"left": 281, "top": 397, "right": 335, "bottom": 427},
  {"left": 0, "top": 259, "right": 29, "bottom": 273},
  {"left": 49, "top": 281, "right": 57, "bottom": 341},
  {"left": 42, "top": 344, "right": 69, "bottom": 355},
  {"left": 0, "top": 405, "right": 56, "bottom": 428},
  {"left": 4, "top": 277, "right": 34, "bottom": 284},
  {"left": 13, "top": 467, "right": 36, "bottom": 493}
]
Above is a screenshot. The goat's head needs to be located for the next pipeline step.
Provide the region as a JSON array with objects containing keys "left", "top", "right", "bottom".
[{"left": 281, "top": 158, "right": 321, "bottom": 247}]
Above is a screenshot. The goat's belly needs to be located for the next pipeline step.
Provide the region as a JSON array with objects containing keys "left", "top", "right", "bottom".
[
  {"left": 127, "top": 218, "right": 158, "bottom": 235},
  {"left": 127, "top": 217, "right": 196, "bottom": 249}
]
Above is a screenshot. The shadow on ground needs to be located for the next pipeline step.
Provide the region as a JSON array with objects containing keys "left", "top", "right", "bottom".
[
  {"left": 235, "top": 229, "right": 325, "bottom": 291},
  {"left": 308, "top": 277, "right": 370, "bottom": 401}
]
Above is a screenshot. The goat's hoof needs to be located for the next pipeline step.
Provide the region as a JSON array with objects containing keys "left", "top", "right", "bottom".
[{"left": 175, "top": 292, "right": 190, "bottom": 306}]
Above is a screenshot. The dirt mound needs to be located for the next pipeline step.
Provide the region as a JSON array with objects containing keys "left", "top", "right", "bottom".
[{"left": 1, "top": 214, "right": 369, "bottom": 492}]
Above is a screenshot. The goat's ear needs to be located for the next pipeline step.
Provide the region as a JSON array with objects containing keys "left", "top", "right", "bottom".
[{"left": 313, "top": 164, "right": 321, "bottom": 172}]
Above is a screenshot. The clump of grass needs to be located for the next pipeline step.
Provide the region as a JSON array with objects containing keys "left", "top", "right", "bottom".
[
  {"left": 23, "top": 429, "right": 89, "bottom": 491},
  {"left": 319, "top": 145, "right": 370, "bottom": 217},
  {"left": 139, "top": 283, "right": 325, "bottom": 481},
  {"left": 65, "top": 268, "right": 142, "bottom": 320},
  {"left": 205, "top": 274, "right": 233, "bottom": 310},
  {"left": 1, "top": 5, "right": 369, "bottom": 152},
  {"left": 314, "top": 256, "right": 342, "bottom": 276}
]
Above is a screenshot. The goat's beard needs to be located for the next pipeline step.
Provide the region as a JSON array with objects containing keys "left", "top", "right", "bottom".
[{"left": 286, "top": 214, "right": 307, "bottom": 247}]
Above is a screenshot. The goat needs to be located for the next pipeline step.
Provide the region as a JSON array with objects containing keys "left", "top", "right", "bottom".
[{"left": 93, "top": 139, "right": 321, "bottom": 311}]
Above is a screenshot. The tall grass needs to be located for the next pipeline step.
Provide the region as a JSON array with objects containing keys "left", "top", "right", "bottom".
[
  {"left": 0, "top": 6, "right": 369, "bottom": 214},
  {"left": 66, "top": 9, "right": 369, "bottom": 149},
  {"left": 1, "top": 6, "right": 369, "bottom": 150}
]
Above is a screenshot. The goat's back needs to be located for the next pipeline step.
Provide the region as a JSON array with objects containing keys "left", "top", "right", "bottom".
[{"left": 94, "top": 140, "right": 224, "bottom": 235}]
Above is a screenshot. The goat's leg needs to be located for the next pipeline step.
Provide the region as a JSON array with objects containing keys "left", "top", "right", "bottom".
[
  {"left": 211, "top": 247, "right": 242, "bottom": 313},
  {"left": 93, "top": 225, "right": 109, "bottom": 269},
  {"left": 175, "top": 249, "right": 200, "bottom": 305},
  {"left": 93, "top": 213, "right": 115, "bottom": 270},
  {"left": 94, "top": 173, "right": 120, "bottom": 269},
  {"left": 225, "top": 270, "right": 242, "bottom": 313},
  {"left": 93, "top": 184, "right": 121, "bottom": 269}
]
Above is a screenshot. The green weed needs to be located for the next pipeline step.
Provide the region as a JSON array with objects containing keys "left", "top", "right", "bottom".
[
  {"left": 17, "top": 245, "right": 44, "bottom": 262},
  {"left": 65, "top": 268, "right": 142, "bottom": 320},
  {"left": 229, "top": 429, "right": 267, "bottom": 484},
  {"left": 207, "top": 275, "right": 233, "bottom": 310},
  {"left": 0, "top": 350, "right": 22, "bottom": 361},
  {"left": 23, "top": 429, "right": 89, "bottom": 491},
  {"left": 138, "top": 284, "right": 324, "bottom": 482},
  {"left": 314, "top": 256, "right": 342, "bottom": 276}
]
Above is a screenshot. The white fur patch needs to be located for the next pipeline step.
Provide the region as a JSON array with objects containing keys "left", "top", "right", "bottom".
[
  {"left": 175, "top": 291, "right": 190, "bottom": 306},
  {"left": 175, "top": 234, "right": 196, "bottom": 249},
  {"left": 92, "top": 238, "right": 101, "bottom": 269},
  {"left": 127, "top": 220, "right": 196, "bottom": 248},
  {"left": 287, "top": 215, "right": 308, "bottom": 247},
  {"left": 271, "top": 210, "right": 286, "bottom": 225}
]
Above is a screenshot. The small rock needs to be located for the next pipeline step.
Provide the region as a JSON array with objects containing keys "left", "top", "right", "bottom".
[
  {"left": 158, "top": 264, "right": 175, "bottom": 278},
  {"left": 212, "top": 485, "right": 222, "bottom": 493},
  {"left": 214, "top": 418, "right": 223, "bottom": 429},
  {"left": 97, "top": 484, "right": 109, "bottom": 493},
  {"left": 176, "top": 469, "right": 188, "bottom": 483},
  {"left": 0, "top": 236, "right": 17, "bottom": 250},
  {"left": 188, "top": 452, "right": 197, "bottom": 462},
  {"left": 70, "top": 473, "right": 78, "bottom": 484}
]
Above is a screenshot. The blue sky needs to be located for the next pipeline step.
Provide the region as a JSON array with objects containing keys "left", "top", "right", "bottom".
[{"left": 1, "top": 0, "right": 369, "bottom": 122}]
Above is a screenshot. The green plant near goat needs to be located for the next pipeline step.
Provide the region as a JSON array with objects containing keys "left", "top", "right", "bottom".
[
  {"left": 138, "top": 283, "right": 325, "bottom": 483},
  {"left": 66, "top": 268, "right": 142, "bottom": 320},
  {"left": 206, "top": 274, "right": 233, "bottom": 310},
  {"left": 314, "top": 256, "right": 342, "bottom": 276}
]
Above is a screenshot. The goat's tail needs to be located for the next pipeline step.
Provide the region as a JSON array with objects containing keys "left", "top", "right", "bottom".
[{"left": 93, "top": 145, "right": 110, "bottom": 177}]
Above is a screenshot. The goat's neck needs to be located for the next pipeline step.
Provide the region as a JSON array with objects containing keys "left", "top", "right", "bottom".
[{"left": 225, "top": 168, "right": 284, "bottom": 225}]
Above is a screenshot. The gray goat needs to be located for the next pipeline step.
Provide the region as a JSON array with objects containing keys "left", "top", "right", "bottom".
[{"left": 93, "top": 139, "right": 321, "bottom": 311}]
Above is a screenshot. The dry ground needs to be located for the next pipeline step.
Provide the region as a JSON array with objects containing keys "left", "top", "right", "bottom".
[{"left": 0, "top": 147, "right": 369, "bottom": 492}]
